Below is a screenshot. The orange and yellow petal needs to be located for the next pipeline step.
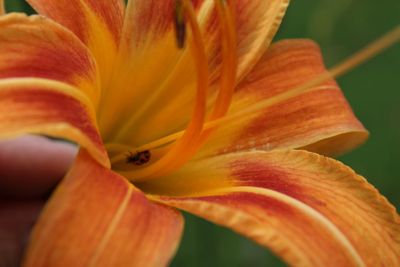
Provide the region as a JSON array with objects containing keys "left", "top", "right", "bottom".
[
  {"left": 0, "top": 80, "right": 108, "bottom": 167},
  {"left": 23, "top": 149, "right": 183, "bottom": 267},
  {"left": 207, "top": 0, "right": 289, "bottom": 80},
  {"left": 100, "top": 0, "right": 289, "bottom": 144},
  {"left": 144, "top": 150, "right": 400, "bottom": 267},
  {"left": 120, "top": 0, "right": 288, "bottom": 79},
  {"left": 0, "top": 13, "right": 100, "bottom": 103},
  {"left": 27, "top": 0, "right": 125, "bottom": 87},
  {"left": 198, "top": 39, "right": 368, "bottom": 158}
]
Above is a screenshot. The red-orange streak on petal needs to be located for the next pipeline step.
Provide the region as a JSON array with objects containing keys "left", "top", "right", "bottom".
[
  {"left": 23, "top": 149, "right": 183, "bottom": 267},
  {"left": 233, "top": 163, "right": 399, "bottom": 265},
  {"left": 0, "top": 14, "right": 97, "bottom": 87},
  {"left": 0, "top": 88, "right": 106, "bottom": 165},
  {"left": 29, "top": 1, "right": 87, "bottom": 41},
  {"left": 238, "top": 89, "right": 364, "bottom": 148},
  {"left": 85, "top": 0, "right": 125, "bottom": 41},
  {"left": 27, "top": 0, "right": 124, "bottom": 43},
  {"left": 231, "top": 159, "right": 326, "bottom": 207},
  {"left": 227, "top": 153, "right": 400, "bottom": 266},
  {"left": 199, "top": 193, "right": 357, "bottom": 265},
  {"left": 235, "top": 39, "right": 365, "bottom": 145},
  {"left": 237, "top": 41, "right": 337, "bottom": 97}
]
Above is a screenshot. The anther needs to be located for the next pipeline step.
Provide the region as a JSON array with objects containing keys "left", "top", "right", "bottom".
[{"left": 174, "top": 0, "right": 186, "bottom": 49}]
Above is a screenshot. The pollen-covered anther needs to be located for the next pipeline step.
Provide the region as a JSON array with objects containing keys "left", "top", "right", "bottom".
[{"left": 174, "top": 0, "right": 186, "bottom": 49}]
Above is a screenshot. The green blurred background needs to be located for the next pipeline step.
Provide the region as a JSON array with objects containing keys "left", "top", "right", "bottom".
[{"left": 5, "top": 0, "right": 399, "bottom": 266}]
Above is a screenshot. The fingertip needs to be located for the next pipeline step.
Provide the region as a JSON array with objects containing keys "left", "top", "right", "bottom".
[{"left": 0, "top": 135, "right": 78, "bottom": 198}]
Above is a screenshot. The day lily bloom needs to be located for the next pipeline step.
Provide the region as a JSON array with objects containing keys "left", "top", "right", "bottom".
[{"left": 0, "top": 0, "right": 399, "bottom": 266}]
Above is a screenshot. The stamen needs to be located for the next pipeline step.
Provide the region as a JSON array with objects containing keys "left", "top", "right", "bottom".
[
  {"left": 202, "top": 0, "right": 237, "bottom": 129},
  {"left": 183, "top": 0, "right": 238, "bottom": 157},
  {"left": 134, "top": 25, "right": 400, "bottom": 152},
  {"left": 119, "top": 0, "right": 209, "bottom": 181}
]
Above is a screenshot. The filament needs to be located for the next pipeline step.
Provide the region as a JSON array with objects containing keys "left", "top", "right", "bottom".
[
  {"left": 208, "top": 0, "right": 237, "bottom": 120},
  {"left": 185, "top": 0, "right": 238, "bottom": 157}
]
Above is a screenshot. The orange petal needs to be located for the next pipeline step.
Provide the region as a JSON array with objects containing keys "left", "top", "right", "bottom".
[
  {"left": 27, "top": 0, "right": 125, "bottom": 87},
  {"left": 0, "top": 80, "right": 108, "bottom": 167},
  {"left": 0, "top": 13, "right": 100, "bottom": 103},
  {"left": 99, "top": 0, "right": 289, "bottom": 144},
  {"left": 23, "top": 149, "right": 183, "bottom": 267},
  {"left": 145, "top": 150, "right": 400, "bottom": 267},
  {"left": 198, "top": 39, "right": 368, "bottom": 158}
]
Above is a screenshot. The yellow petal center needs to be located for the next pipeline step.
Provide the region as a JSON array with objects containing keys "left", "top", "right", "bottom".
[{"left": 107, "top": 0, "right": 237, "bottom": 182}]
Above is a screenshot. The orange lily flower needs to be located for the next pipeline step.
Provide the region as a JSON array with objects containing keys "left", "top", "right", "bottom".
[{"left": 0, "top": 0, "right": 399, "bottom": 266}]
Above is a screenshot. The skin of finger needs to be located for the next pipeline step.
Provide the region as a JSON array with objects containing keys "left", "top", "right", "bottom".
[
  {"left": 0, "top": 135, "right": 78, "bottom": 198},
  {"left": 0, "top": 200, "right": 44, "bottom": 267}
]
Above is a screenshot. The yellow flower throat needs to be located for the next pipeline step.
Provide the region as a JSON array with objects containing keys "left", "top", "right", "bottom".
[{"left": 107, "top": 0, "right": 237, "bottom": 182}]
